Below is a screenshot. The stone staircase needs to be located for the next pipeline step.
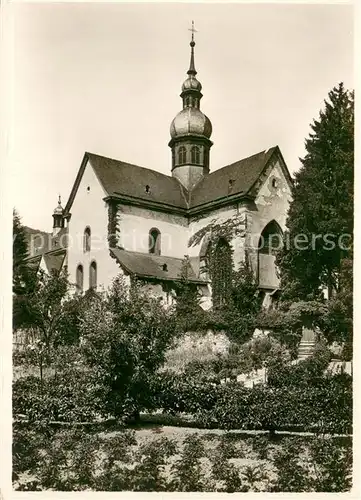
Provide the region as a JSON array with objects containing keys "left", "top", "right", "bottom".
[{"left": 297, "top": 339, "right": 316, "bottom": 359}]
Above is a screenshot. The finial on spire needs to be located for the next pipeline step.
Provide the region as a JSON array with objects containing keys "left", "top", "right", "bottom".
[
  {"left": 58, "top": 194, "right": 61, "bottom": 205},
  {"left": 189, "top": 20, "right": 197, "bottom": 44},
  {"left": 187, "top": 20, "right": 197, "bottom": 76}
]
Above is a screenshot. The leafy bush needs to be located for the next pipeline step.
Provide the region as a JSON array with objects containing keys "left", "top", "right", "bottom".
[
  {"left": 155, "top": 369, "right": 352, "bottom": 434},
  {"left": 267, "top": 342, "right": 333, "bottom": 388},
  {"left": 170, "top": 434, "right": 208, "bottom": 491},
  {"left": 13, "top": 369, "right": 104, "bottom": 423},
  {"left": 271, "top": 436, "right": 352, "bottom": 492},
  {"left": 13, "top": 424, "right": 352, "bottom": 492}
]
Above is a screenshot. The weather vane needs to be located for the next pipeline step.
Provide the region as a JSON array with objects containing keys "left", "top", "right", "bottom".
[{"left": 188, "top": 20, "right": 198, "bottom": 42}]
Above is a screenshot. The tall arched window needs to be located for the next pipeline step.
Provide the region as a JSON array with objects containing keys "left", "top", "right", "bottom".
[
  {"left": 178, "top": 146, "right": 187, "bottom": 165},
  {"left": 191, "top": 146, "right": 200, "bottom": 164},
  {"left": 149, "top": 228, "right": 161, "bottom": 255},
  {"left": 83, "top": 227, "right": 91, "bottom": 252},
  {"left": 211, "top": 238, "right": 233, "bottom": 308},
  {"left": 89, "top": 261, "right": 97, "bottom": 290},
  {"left": 258, "top": 220, "right": 283, "bottom": 289},
  {"left": 76, "top": 264, "right": 84, "bottom": 293}
]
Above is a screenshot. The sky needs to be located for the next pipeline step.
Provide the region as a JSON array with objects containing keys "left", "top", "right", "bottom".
[{"left": 8, "top": 2, "right": 354, "bottom": 231}]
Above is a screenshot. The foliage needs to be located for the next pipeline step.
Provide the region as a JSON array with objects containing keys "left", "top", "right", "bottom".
[
  {"left": 317, "top": 255, "right": 353, "bottom": 358},
  {"left": 155, "top": 368, "right": 352, "bottom": 434},
  {"left": 308, "top": 435, "right": 352, "bottom": 491},
  {"left": 13, "top": 365, "right": 104, "bottom": 423},
  {"left": 188, "top": 214, "right": 246, "bottom": 248},
  {"left": 267, "top": 341, "right": 332, "bottom": 387},
  {"left": 237, "top": 335, "right": 290, "bottom": 375},
  {"left": 13, "top": 210, "right": 37, "bottom": 330},
  {"left": 130, "top": 437, "right": 178, "bottom": 491},
  {"left": 251, "top": 434, "right": 270, "bottom": 460},
  {"left": 170, "top": 434, "right": 208, "bottom": 491},
  {"left": 210, "top": 258, "right": 263, "bottom": 343},
  {"left": 154, "top": 369, "right": 220, "bottom": 416},
  {"left": 13, "top": 424, "right": 352, "bottom": 492},
  {"left": 277, "top": 83, "right": 353, "bottom": 301},
  {"left": 13, "top": 268, "right": 85, "bottom": 378},
  {"left": 174, "top": 255, "right": 208, "bottom": 333},
  {"left": 271, "top": 436, "right": 352, "bottom": 492},
  {"left": 80, "top": 276, "right": 179, "bottom": 419},
  {"left": 211, "top": 437, "right": 247, "bottom": 492},
  {"left": 188, "top": 213, "right": 261, "bottom": 342},
  {"left": 13, "top": 209, "right": 30, "bottom": 292}
]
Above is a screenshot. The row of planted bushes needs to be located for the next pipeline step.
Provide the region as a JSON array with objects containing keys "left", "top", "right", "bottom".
[
  {"left": 13, "top": 424, "right": 352, "bottom": 492},
  {"left": 153, "top": 371, "right": 352, "bottom": 434},
  {"left": 13, "top": 367, "right": 352, "bottom": 434}
]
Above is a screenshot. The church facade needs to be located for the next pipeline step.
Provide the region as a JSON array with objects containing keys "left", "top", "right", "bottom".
[{"left": 26, "top": 32, "right": 293, "bottom": 309}]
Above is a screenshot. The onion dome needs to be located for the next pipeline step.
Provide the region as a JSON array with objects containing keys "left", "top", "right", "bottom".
[
  {"left": 182, "top": 75, "right": 202, "bottom": 92},
  {"left": 53, "top": 195, "right": 63, "bottom": 215},
  {"left": 169, "top": 22, "right": 213, "bottom": 189},
  {"left": 169, "top": 24, "right": 212, "bottom": 141},
  {"left": 170, "top": 108, "right": 212, "bottom": 139}
]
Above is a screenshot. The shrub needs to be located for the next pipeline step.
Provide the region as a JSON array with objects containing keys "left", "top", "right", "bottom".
[
  {"left": 267, "top": 342, "right": 332, "bottom": 388},
  {"left": 13, "top": 369, "right": 104, "bottom": 423},
  {"left": 170, "top": 434, "right": 209, "bottom": 491}
]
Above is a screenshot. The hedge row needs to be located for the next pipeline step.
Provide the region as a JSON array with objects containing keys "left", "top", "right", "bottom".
[
  {"left": 153, "top": 372, "right": 352, "bottom": 434},
  {"left": 13, "top": 371, "right": 352, "bottom": 434}
]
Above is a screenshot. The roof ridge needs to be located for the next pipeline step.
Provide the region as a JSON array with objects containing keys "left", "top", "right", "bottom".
[
  {"left": 87, "top": 151, "right": 174, "bottom": 180},
  {"left": 204, "top": 146, "right": 277, "bottom": 179}
]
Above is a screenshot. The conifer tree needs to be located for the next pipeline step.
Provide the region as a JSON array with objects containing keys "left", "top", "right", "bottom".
[
  {"left": 278, "top": 83, "right": 354, "bottom": 300},
  {"left": 13, "top": 209, "right": 30, "bottom": 295}
]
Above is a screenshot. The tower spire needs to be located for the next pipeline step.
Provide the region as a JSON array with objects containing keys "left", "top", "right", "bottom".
[
  {"left": 169, "top": 22, "right": 213, "bottom": 190},
  {"left": 187, "top": 21, "right": 197, "bottom": 76}
]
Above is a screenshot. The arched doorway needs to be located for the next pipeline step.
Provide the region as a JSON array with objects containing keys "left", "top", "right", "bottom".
[{"left": 257, "top": 220, "right": 283, "bottom": 289}]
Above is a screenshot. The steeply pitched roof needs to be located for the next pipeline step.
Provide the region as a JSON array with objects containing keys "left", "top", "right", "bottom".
[
  {"left": 43, "top": 250, "right": 66, "bottom": 274},
  {"left": 64, "top": 153, "right": 190, "bottom": 215},
  {"left": 110, "top": 248, "right": 206, "bottom": 284},
  {"left": 25, "top": 249, "right": 66, "bottom": 274},
  {"left": 64, "top": 146, "right": 291, "bottom": 216},
  {"left": 189, "top": 147, "right": 278, "bottom": 208},
  {"left": 26, "top": 254, "right": 42, "bottom": 273}
]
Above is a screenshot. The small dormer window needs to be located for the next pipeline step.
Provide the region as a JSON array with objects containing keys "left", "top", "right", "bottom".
[
  {"left": 228, "top": 179, "right": 235, "bottom": 194},
  {"left": 162, "top": 263, "right": 168, "bottom": 272},
  {"left": 145, "top": 184, "right": 151, "bottom": 194}
]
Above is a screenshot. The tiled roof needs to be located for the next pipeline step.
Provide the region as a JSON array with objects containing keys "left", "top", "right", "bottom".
[
  {"left": 189, "top": 147, "right": 277, "bottom": 208},
  {"left": 26, "top": 254, "right": 42, "bottom": 272},
  {"left": 64, "top": 146, "right": 288, "bottom": 216},
  {"left": 110, "top": 248, "right": 206, "bottom": 284},
  {"left": 25, "top": 249, "right": 66, "bottom": 274},
  {"left": 43, "top": 250, "right": 66, "bottom": 273},
  {"left": 87, "top": 153, "right": 190, "bottom": 210}
]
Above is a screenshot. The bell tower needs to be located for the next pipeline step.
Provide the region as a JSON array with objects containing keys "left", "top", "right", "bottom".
[{"left": 169, "top": 22, "right": 213, "bottom": 191}]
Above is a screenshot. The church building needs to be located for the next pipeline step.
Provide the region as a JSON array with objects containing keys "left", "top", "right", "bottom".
[{"left": 26, "top": 28, "right": 293, "bottom": 310}]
